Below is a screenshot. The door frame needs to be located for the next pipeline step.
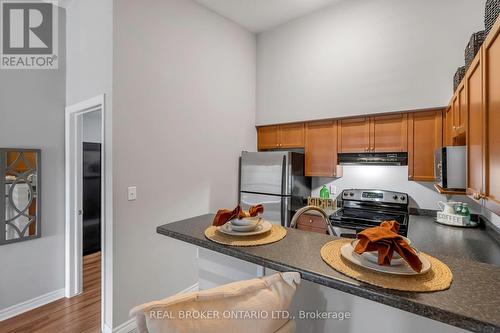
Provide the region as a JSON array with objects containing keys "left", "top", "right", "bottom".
[{"left": 65, "top": 94, "right": 113, "bottom": 331}]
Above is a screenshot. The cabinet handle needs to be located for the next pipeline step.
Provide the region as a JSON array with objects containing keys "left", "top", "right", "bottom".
[
  {"left": 309, "top": 219, "right": 313, "bottom": 224},
  {"left": 480, "top": 193, "right": 487, "bottom": 199},
  {"left": 370, "top": 147, "right": 374, "bottom": 152}
]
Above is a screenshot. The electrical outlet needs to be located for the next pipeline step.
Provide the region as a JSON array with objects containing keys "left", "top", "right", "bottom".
[
  {"left": 329, "top": 185, "right": 336, "bottom": 195},
  {"left": 128, "top": 186, "right": 137, "bottom": 201}
]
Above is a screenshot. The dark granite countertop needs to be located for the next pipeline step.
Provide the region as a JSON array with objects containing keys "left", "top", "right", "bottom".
[
  {"left": 408, "top": 215, "right": 500, "bottom": 266},
  {"left": 157, "top": 214, "right": 500, "bottom": 333}
]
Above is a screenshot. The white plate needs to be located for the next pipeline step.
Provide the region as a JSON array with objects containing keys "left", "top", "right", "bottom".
[
  {"left": 218, "top": 220, "right": 272, "bottom": 236},
  {"left": 340, "top": 242, "right": 431, "bottom": 276}
]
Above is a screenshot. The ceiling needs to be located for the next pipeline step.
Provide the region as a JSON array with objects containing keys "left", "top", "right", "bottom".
[{"left": 195, "top": 0, "right": 342, "bottom": 33}]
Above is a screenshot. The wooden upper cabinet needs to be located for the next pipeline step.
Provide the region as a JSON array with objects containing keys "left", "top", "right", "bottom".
[
  {"left": 279, "top": 123, "right": 305, "bottom": 148},
  {"left": 257, "top": 123, "right": 305, "bottom": 150},
  {"left": 452, "top": 94, "right": 460, "bottom": 132},
  {"left": 370, "top": 114, "right": 408, "bottom": 152},
  {"left": 444, "top": 105, "right": 454, "bottom": 146},
  {"left": 305, "top": 120, "right": 340, "bottom": 177},
  {"left": 444, "top": 87, "right": 467, "bottom": 147},
  {"left": 466, "top": 50, "right": 485, "bottom": 201},
  {"left": 257, "top": 125, "right": 280, "bottom": 150},
  {"left": 483, "top": 18, "right": 500, "bottom": 215},
  {"left": 458, "top": 83, "right": 468, "bottom": 136},
  {"left": 338, "top": 117, "right": 370, "bottom": 153},
  {"left": 408, "top": 110, "right": 443, "bottom": 181},
  {"left": 338, "top": 115, "right": 408, "bottom": 153},
  {"left": 452, "top": 84, "right": 467, "bottom": 146}
]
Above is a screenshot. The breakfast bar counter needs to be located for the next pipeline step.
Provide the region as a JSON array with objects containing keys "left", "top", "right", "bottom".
[{"left": 157, "top": 214, "right": 500, "bottom": 333}]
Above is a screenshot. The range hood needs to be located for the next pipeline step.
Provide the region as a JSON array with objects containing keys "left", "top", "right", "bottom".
[{"left": 338, "top": 152, "right": 408, "bottom": 166}]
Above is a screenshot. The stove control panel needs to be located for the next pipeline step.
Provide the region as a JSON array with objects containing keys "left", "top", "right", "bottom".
[{"left": 342, "top": 189, "right": 408, "bottom": 204}]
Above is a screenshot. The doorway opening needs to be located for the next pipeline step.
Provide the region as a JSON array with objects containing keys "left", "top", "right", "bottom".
[
  {"left": 82, "top": 112, "right": 102, "bottom": 257},
  {"left": 65, "top": 95, "right": 111, "bottom": 332}
]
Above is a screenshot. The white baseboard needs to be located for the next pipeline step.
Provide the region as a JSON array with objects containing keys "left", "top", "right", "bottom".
[
  {"left": 111, "top": 282, "right": 199, "bottom": 333},
  {"left": 113, "top": 318, "right": 137, "bottom": 333},
  {"left": 0, "top": 288, "right": 65, "bottom": 321},
  {"left": 102, "top": 324, "right": 113, "bottom": 333}
]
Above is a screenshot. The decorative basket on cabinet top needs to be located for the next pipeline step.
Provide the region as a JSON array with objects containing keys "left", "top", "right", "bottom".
[
  {"left": 485, "top": 0, "right": 500, "bottom": 35},
  {"left": 465, "top": 31, "right": 485, "bottom": 69},
  {"left": 453, "top": 66, "right": 466, "bottom": 92}
]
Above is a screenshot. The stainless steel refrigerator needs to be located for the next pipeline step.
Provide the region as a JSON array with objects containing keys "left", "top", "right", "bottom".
[{"left": 239, "top": 151, "right": 311, "bottom": 227}]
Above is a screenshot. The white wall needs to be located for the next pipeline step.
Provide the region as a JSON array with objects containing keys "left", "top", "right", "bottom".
[
  {"left": 312, "top": 166, "right": 482, "bottom": 212},
  {"left": 66, "top": 0, "right": 113, "bottom": 328},
  {"left": 66, "top": 0, "right": 113, "bottom": 106},
  {"left": 113, "top": 0, "right": 256, "bottom": 326},
  {"left": 0, "top": 9, "right": 66, "bottom": 310},
  {"left": 256, "top": 0, "right": 486, "bottom": 125},
  {"left": 82, "top": 110, "right": 102, "bottom": 143}
]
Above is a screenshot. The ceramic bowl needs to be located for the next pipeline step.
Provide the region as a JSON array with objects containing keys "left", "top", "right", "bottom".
[{"left": 231, "top": 216, "right": 261, "bottom": 227}]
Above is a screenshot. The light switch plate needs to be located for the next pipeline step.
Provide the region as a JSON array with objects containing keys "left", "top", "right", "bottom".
[
  {"left": 329, "top": 185, "right": 336, "bottom": 195},
  {"left": 128, "top": 186, "right": 137, "bottom": 201}
]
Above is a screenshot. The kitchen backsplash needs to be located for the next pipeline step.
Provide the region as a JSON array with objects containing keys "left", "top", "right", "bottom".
[
  {"left": 312, "top": 165, "right": 500, "bottom": 230},
  {"left": 312, "top": 165, "right": 480, "bottom": 212}
]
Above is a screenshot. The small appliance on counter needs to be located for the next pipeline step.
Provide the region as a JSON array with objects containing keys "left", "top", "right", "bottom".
[
  {"left": 329, "top": 189, "right": 410, "bottom": 238},
  {"left": 435, "top": 146, "right": 466, "bottom": 190}
]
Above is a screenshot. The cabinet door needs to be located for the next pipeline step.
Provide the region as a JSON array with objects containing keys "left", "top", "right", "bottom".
[
  {"left": 484, "top": 21, "right": 500, "bottom": 215},
  {"left": 338, "top": 117, "right": 370, "bottom": 153},
  {"left": 370, "top": 114, "right": 408, "bottom": 152},
  {"left": 452, "top": 89, "right": 467, "bottom": 146},
  {"left": 279, "top": 123, "right": 305, "bottom": 148},
  {"left": 257, "top": 125, "right": 279, "bottom": 150},
  {"left": 458, "top": 83, "right": 468, "bottom": 136},
  {"left": 444, "top": 105, "right": 454, "bottom": 146},
  {"left": 466, "top": 51, "right": 485, "bottom": 200},
  {"left": 452, "top": 94, "right": 460, "bottom": 133},
  {"left": 408, "top": 110, "right": 443, "bottom": 181},
  {"left": 305, "top": 120, "right": 339, "bottom": 177}
]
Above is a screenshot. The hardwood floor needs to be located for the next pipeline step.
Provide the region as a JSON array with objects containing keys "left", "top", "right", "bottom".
[{"left": 0, "top": 252, "right": 101, "bottom": 333}]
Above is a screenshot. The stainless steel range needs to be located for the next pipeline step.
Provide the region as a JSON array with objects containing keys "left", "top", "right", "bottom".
[{"left": 329, "top": 189, "right": 410, "bottom": 238}]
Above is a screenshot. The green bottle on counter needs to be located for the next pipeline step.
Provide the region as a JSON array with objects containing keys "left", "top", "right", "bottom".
[{"left": 320, "top": 185, "right": 330, "bottom": 199}]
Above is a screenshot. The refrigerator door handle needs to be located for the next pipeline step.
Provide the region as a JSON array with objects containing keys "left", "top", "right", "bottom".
[
  {"left": 281, "top": 198, "right": 285, "bottom": 227},
  {"left": 241, "top": 197, "right": 281, "bottom": 206},
  {"left": 281, "top": 197, "right": 291, "bottom": 227},
  {"left": 281, "top": 155, "right": 286, "bottom": 196}
]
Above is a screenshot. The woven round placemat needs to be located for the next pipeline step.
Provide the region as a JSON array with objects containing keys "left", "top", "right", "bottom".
[
  {"left": 204, "top": 225, "right": 287, "bottom": 247},
  {"left": 320, "top": 239, "right": 453, "bottom": 292}
]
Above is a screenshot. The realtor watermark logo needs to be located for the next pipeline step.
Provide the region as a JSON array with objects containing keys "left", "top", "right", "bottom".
[{"left": 0, "top": 0, "right": 58, "bottom": 69}]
